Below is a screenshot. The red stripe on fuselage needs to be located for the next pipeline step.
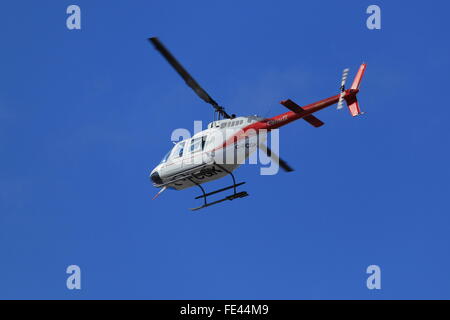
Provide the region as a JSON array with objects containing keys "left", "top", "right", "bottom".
[{"left": 213, "top": 90, "right": 357, "bottom": 152}]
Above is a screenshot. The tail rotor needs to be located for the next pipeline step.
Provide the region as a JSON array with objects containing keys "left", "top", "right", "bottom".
[{"left": 337, "top": 68, "right": 350, "bottom": 110}]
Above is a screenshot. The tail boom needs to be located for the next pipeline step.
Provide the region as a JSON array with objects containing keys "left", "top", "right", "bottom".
[{"left": 262, "top": 63, "right": 367, "bottom": 129}]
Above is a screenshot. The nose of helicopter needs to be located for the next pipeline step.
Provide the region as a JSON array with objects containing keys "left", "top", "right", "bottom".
[{"left": 150, "top": 169, "right": 163, "bottom": 185}]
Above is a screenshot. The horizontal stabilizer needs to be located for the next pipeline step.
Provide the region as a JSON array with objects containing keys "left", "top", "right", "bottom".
[
  {"left": 280, "top": 99, "right": 324, "bottom": 128},
  {"left": 280, "top": 99, "right": 303, "bottom": 113},
  {"left": 302, "top": 115, "right": 324, "bottom": 127}
]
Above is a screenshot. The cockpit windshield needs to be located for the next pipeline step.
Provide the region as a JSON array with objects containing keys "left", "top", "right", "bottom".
[
  {"left": 172, "top": 141, "right": 185, "bottom": 158},
  {"left": 159, "top": 150, "right": 171, "bottom": 164},
  {"left": 160, "top": 141, "right": 186, "bottom": 164},
  {"left": 160, "top": 151, "right": 170, "bottom": 163}
]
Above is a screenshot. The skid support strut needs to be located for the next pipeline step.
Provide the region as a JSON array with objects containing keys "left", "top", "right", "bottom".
[{"left": 189, "top": 165, "right": 248, "bottom": 211}]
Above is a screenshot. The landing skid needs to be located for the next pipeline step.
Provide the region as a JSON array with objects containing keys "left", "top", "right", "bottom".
[{"left": 189, "top": 164, "right": 249, "bottom": 211}]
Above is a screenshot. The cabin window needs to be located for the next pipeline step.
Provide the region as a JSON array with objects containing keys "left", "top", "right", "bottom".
[{"left": 190, "top": 136, "right": 207, "bottom": 153}]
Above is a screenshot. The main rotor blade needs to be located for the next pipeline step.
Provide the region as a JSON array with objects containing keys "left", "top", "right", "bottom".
[
  {"left": 259, "top": 143, "right": 294, "bottom": 172},
  {"left": 149, "top": 37, "right": 231, "bottom": 119}
]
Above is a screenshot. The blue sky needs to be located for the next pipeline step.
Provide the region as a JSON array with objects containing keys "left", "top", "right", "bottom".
[{"left": 1, "top": 0, "right": 449, "bottom": 299}]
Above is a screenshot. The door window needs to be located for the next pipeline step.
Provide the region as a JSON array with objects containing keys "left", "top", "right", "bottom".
[{"left": 190, "top": 136, "right": 207, "bottom": 153}]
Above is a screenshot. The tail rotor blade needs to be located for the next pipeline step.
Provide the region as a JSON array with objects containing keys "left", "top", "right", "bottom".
[{"left": 337, "top": 68, "right": 350, "bottom": 110}]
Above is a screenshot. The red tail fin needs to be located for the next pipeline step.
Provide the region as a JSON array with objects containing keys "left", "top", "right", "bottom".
[
  {"left": 345, "top": 63, "right": 366, "bottom": 116},
  {"left": 351, "top": 63, "right": 367, "bottom": 90}
]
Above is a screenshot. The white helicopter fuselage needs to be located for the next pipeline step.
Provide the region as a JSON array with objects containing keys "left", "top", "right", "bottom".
[
  {"left": 150, "top": 116, "right": 265, "bottom": 190},
  {"left": 147, "top": 38, "right": 367, "bottom": 209}
]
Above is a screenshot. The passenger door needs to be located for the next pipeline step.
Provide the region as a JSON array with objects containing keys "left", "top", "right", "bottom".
[{"left": 183, "top": 136, "right": 207, "bottom": 172}]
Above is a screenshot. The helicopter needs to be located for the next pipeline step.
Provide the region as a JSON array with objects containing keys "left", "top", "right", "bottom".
[{"left": 148, "top": 37, "right": 367, "bottom": 211}]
